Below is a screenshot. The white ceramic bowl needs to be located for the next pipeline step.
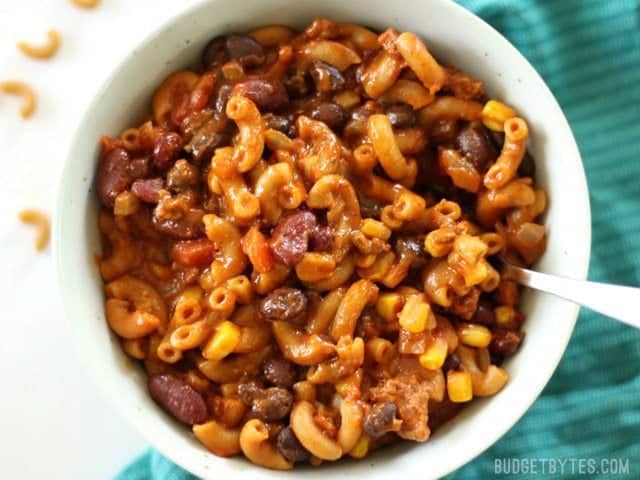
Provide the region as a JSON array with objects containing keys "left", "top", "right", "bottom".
[{"left": 54, "top": 0, "right": 591, "bottom": 478}]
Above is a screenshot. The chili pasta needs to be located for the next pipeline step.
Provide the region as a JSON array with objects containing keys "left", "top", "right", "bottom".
[{"left": 95, "top": 18, "right": 545, "bottom": 470}]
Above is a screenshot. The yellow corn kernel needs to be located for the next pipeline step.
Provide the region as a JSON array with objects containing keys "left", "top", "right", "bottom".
[
  {"left": 457, "top": 323, "right": 492, "bottom": 348},
  {"left": 376, "top": 292, "right": 405, "bottom": 322},
  {"left": 495, "top": 305, "right": 517, "bottom": 328},
  {"left": 447, "top": 370, "right": 473, "bottom": 402},
  {"left": 202, "top": 321, "right": 240, "bottom": 361},
  {"left": 360, "top": 218, "right": 392, "bottom": 241},
  {"left": 349, "top": 434, "right": 371, "bottom": 459},
  {"left": 419, "top": 337, "right": 448, "bottom": 370},
  {"left": 482, "top": 100, "right": 517, "bottom": 132},
  {"left": 398, "top": 295, "right": 434, "bottom": 333}
]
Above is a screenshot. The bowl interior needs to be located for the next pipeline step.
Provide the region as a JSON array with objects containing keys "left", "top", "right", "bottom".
[{"left": 55, "top": 0, "right": 591, "bottom": 478}]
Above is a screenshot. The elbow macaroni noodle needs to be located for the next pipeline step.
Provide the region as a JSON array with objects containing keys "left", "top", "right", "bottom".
[{"left": 96, "top": 18, "right": 545, "bottom": 470}]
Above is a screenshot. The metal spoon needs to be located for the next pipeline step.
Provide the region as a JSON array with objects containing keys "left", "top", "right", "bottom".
[{"left": 499, "top": 259, "right": 640, "bottom": 329}]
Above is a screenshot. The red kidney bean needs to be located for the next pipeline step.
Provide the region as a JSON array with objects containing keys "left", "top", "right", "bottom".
[
  {"left": 225, "top": 34, "right": 265, "bottom": 68},
  {"left": 166, "top": 159, "right": 200, "bottom": 192},
  {"left": 309, "top": 102, "right": 346, "bottom": 130},
  {"left": 277, "top": 427, "right": 311, "bottom": 463},
  {"left": 385, "top": 104, "right": 416, "bottom": 128},
  {"left": 310, "top": 224, "right": 333, "bottom": 252},
  {"left": 215, "top": 84, "right": 234, "bottom": 115},
  {"left": 190, "top": 72, "right": 216, "bottom": 111},
  {"left": 232, "top": 79, "right": 289, "bottom": 112},
  {"left": 148, "top": 374, "right": 208, "bottom": 425},
  {"left": 131, "top": 177, "right": 165, "bottom": 204},
  {"left": 490, "top": 329, "right": 525, "bottom": 356},
  {"left": 172, "top": 238, "right": 216, "bottom": 267},
  {"left": 309, "top": 60, "right": 345, "bottom": 93},
  {"left": 258, "top": 288, "right": 308, "bottom": 323},
  {"left": 128, "top": 155, "right": 152, "bottom": 180},
  {"left": 455, "top": 123, "right": 498, "bottom": 172},
  {"left": 202, "top": 36, "right": 228, "bottom": 69},
  {"left": 363, "top": 401, "right": 399, "bottom": 438},
  {"left": 96, "top": 147, "right": 132, "bottom": 207},
  {"left": 270, "top": 210, "right": 317, "bottom": 266},
  {"left": 263, "top": 356, "right": 297, "bottom": 388},
  {"left": 153, "top": 131, "right": 183, "bottom": 170}
]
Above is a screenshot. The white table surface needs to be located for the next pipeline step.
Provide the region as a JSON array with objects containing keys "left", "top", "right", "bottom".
[{"left": 0, "top": 1, "right": 202, "bottom": 478}]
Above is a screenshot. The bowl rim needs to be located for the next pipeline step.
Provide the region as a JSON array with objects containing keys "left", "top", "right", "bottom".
[{"left": 54, "top": 0, "right": 592, "bottom": 477}]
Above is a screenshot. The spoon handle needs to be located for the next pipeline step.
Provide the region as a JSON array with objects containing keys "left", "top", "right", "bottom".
[{"left": 505, "top": 266, "right": 640, "bottom": 329}]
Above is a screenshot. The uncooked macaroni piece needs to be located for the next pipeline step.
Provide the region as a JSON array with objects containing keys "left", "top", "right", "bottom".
[
  {"left": 17, "top": 29, "right": 61, "bottom": 59},
  {"left": 69, "top": 0, "right": 100, "bottom": 9},
  {"left": 1, "top": 81, "right": 37, "bottom": 118},
  {"left": 18, "top": 209, "right": 50, "bottom": 251},
  {"left": 95, "top": 18, "right": 545, "bottom": 469}
]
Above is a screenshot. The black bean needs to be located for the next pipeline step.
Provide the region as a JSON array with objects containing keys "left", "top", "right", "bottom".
[
  {"left": 284, "top": 71, "right": 310, "bottom": 98},
  {"left": 237, "top": 381, "right": 263, "bottom": 405},
  {"left": 263, "top": 113, "right": 296, "bottom": 137},
  {"left": 442, "top": 353, "right": 461, "bottom": 373},
  {"left": 363, "top": 401, "right": 399, "bottom": 438},
  {"left": 258, "top": 288, "right": 308, "bottom": 323},
  {"left": 250, "top": 387, "right": 293, "bottom": 421},
  {"left": 277, "top": 427, "right": 311, "bottom": 463},
  {"left": 232, "top": 79, "right": 289, "bottom": 112},
  {"left": 309, "top": 60, "right": 345, "bottom": 93},
  {"left": 489, "top": 329, "right": 525, "bottom": 356},
  {"left": 473, "top": 297, "right": 496, "bottom": 326},
  {"left": 455, "top": 123, "right": 498, "bottom": 172},
  {"left": 310, "top": 102, "right": 346, "bottom": 130},
  {"left": 385, "top": 104, "right": 416, "bottom": 128},
  {"left": 263, "top": 357, "right": 297, "bottom": 388}
]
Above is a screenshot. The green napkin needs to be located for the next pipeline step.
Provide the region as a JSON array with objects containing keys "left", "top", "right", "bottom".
[{"left": 116, "top": 1, "right": 640, "bottom": 478}]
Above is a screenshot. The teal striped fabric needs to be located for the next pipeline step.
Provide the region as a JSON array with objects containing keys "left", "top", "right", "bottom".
[{"left": 117, "top": 1, "right": 640, "bottom": 478}]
